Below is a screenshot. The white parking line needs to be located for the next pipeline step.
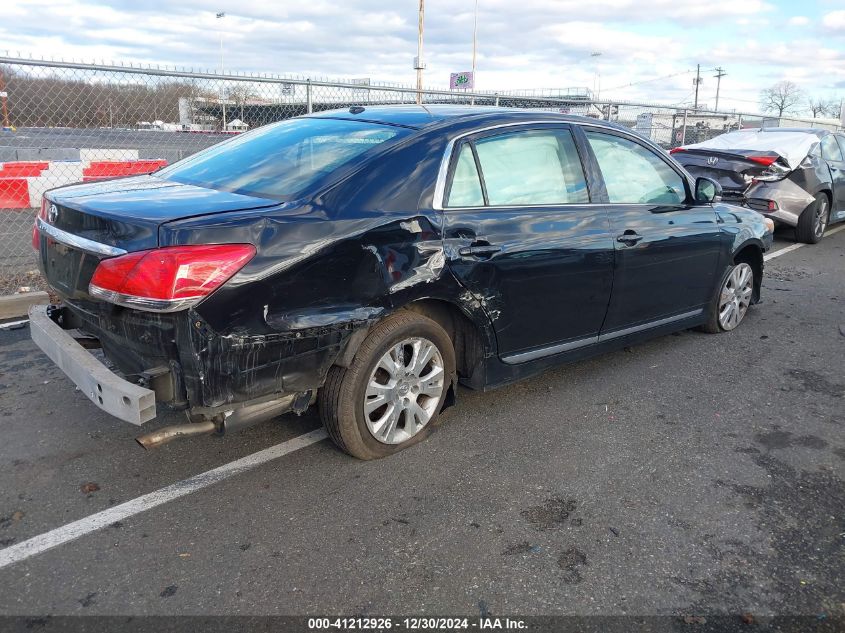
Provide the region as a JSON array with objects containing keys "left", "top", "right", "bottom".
[
  {"left": 764, "top": 224, "right": 845, "bottom": 262},
  {"left": 0, "top": 319, "right": 29, "bottom": 330},
  {"left": 0, "top": 428, "right": 328, "bottom": 570}
]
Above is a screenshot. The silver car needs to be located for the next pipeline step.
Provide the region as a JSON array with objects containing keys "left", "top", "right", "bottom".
[{"left": 672, "top": 128, "right": 845, "bottom": 243}]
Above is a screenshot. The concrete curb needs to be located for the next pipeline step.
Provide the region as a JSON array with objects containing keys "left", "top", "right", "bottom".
[{"left": 0, "top": 291, "right": 49, "bottom": 320}]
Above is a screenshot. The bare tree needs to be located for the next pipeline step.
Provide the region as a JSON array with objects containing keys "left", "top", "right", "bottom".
[
  {"left": 0, "top": 64, "right": 201, "bottom": 128},
  {"left": 807, "top": 96, "right": 837, "bottom": 119},
  {"left": 760, "top": 81, "right": 804, "bottom": 117},
  {"left": 225, "top": 84, "right": 261, "bottom": 124}
]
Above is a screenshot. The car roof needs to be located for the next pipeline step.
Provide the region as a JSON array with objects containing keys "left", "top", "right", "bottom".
[{"left": 306, "top": 104, "right": 623, "bottom": 132}]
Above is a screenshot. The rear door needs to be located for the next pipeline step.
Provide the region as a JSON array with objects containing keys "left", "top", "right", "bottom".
[
  {"left": 821, "top": 134, "right": 845, "bottom": 213},
  {"left": 440, "top": 123, "right": 615, "bottom": 362},
  {"left": 581, "top": 127, "right": 722, "bottom": 334}
]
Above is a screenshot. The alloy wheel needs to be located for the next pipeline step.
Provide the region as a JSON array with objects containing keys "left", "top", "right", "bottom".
[
  {"left": 718, "top": 263, "right": 753, "bottom": 331},
  {"left": 814, "top": 197, "right": 829, "bottom": 239},
  {"left": 364, "top": 337, "right": 445, "bottom": 444}
]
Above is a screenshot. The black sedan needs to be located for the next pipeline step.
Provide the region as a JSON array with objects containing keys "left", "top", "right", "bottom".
[{"left": 31, "top": 106, "right": 774, "bottom": 459}]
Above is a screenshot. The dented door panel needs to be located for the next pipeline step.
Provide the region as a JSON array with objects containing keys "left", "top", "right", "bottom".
[{"left": 443, "top": 205, "right": 614, "bottom": 357}]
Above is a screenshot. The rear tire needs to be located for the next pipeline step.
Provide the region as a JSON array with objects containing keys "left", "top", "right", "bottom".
[
  {"left": 700, "top": 262, "right": 755, "bottom": 334},
  {"left": 795, "top": 193, "right": 829, "bottom": 244},
  {"left": 318, "top": 311, "right": 456, "bottom": 460}
]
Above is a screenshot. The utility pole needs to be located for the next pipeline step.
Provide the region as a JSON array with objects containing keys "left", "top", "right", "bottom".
[
  {"left": 693, "top": 63, "right": 701, "bottom": 110},
  {"left": 415, "top": 0, "right": 425, "bottom": 105},
  {"left": 713, "top": 67, "right": 726, "bottom": 111}
]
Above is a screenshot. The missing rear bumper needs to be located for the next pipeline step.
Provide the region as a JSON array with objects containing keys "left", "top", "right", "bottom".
[{"left": 29, "top": 305, "right": 156, "bottom": 425}]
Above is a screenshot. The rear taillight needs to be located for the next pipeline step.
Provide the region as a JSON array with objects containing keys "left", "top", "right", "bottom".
[
  {"left": 669, "top": 147, "right": 686, "bottom": 154},
  {"left": 89, "top": 243, "right": 256, "bottom": 313},
  {"left": 752, "top": 160, "right": 790, "bottom": 183},
  {"left": 748, "top": 155, "right": 778, "bottom": 166}
]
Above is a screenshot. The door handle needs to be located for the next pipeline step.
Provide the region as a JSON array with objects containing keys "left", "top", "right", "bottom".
[
  {"left": 458, "top": 243, "right": 501, "bottom": 258},
  {"left": 616, "top": 231, "right": 643, "bottom": 246}
]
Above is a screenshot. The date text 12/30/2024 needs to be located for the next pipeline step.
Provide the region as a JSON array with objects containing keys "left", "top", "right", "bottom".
[{"left": 307, "top": 617, "right": 528, "bottom": 630}]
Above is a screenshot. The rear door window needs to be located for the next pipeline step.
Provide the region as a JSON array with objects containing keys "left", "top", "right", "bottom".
[
  {"left": 445, "top": 143, "right": 485, "bottom": 207},
  {"left": 469, "top": 129, "right": 589, "bottom": 206},
  {"left": 585, "top": 131, "right": 687, "bottom": 205},
  {"left": 821, "top": 134, "right": 845, "bottom": 162}
]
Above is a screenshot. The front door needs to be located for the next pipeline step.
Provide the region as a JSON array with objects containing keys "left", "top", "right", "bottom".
[
  {"left": 823, "top": 134, "right": 845, "bottom": 218},
  {"left": 440, "top": 124, "right": 615, "bottom": 362},
  {"left": 580, "top": 128, "right": 723, "bottom": 335}
]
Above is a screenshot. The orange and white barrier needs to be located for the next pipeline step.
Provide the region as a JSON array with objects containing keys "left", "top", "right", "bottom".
[{"left": 0, "top": 152, "right": 168, "bottom": 209}]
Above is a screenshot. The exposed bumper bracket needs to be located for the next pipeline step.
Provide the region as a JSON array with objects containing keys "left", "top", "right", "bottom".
[{"left": 29, "top": 305, "right": 156, "bottom": 425}]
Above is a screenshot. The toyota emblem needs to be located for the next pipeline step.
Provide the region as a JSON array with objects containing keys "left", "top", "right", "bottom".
[
  {"left": 48, "top": 204, "right": 59, "bottom": 223},
  {"left": 707, "top": 156, "right": 719, "bottom": 166}
]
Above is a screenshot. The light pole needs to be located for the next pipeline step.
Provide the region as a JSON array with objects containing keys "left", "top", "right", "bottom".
[
  {"left": 471, "top": 0, "right": 478, "bottom": 105},
  {"left": 415, "top": 0, "right": 425, "bottom": 105},
  {"left": 216, "top": 11, "right": 227, "bottom": 130},
  {"left": 590, "top": 51, "right": 602, "bottom": 100}
]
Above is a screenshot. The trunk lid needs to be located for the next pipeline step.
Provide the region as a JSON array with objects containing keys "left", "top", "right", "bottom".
[
  {"left": 672, "top": 149, "right": 787, "bottom": 199},
  {"left": 38, "top": 174, "right": 279, "bottom": 298}
]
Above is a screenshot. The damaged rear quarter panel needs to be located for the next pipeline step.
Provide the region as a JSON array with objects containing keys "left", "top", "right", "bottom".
[{"left": 156, "top": 133, "right": 491, "bottom": 409}]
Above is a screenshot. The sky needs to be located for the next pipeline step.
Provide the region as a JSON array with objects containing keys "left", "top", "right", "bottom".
[{"left": 3, "top": 0, "right": 845, "bottom": 115}]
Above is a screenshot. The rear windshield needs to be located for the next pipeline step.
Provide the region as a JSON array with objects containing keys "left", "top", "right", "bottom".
[{"left": 157, "top": 118, "right": 409, "bottom": 199}]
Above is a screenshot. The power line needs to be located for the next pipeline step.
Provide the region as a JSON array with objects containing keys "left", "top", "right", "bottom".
[
  {"left": 670, "top": 89, "right": 697, "bottom": 107},
  {"left": 601, "top": 67, "right": 717, "bottom": 94},
  {"left": 719, "top": 95, "right": 763, "bottom": 104}
]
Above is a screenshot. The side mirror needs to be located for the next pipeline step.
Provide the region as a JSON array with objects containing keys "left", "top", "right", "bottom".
[{"left": 695, "top": 177, "right": 722, "bottom": 203}]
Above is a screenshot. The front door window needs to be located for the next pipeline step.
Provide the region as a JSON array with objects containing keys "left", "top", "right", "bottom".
[{"left": 585, "top": 131, "right": 687, "bottom": 205}]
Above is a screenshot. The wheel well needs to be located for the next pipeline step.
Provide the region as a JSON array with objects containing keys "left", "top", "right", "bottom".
[
  {"left": 401, "top": 299, "right": 485, "bottom": 384},
  {"left": 331, "top": 299, "right": 487, "bottom": 387},
  {"left": 733, "top": 244, "right": 763, "bottom": 303},
  {"left": 818, "top": 189, "right": 832, "bottom": 206}
]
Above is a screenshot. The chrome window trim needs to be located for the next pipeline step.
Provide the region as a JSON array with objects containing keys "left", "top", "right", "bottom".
[
  {"left": 433, "top": 120, "right": 583, "bottom": 211},
  {"left": 433, "top": 118, "right": 694, "bottom": 211},
  {"left": 36, "top": 217, "right": 127, "bottom": 257}
]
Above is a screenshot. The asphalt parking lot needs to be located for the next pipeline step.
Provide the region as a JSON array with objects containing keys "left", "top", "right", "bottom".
[{"left": 0, "top": 228, "right": 842, "bottom": 623}]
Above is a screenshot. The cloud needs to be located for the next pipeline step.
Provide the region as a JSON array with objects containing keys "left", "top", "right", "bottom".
[
  {"left": 0, "top": 0, "right": 838, "bottom": 116},
  {"left": 822, "top": 10, "right": 845, "bottom": 30}
]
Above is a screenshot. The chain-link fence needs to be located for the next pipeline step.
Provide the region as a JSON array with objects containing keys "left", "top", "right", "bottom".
[{"left": 0, "top": 56, "right": 841, "bottom": 294}]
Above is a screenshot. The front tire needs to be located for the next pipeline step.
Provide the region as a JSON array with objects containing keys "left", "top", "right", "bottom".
[
  {"left": 318, "top": 311, "right": 456, "bottom": 460},
  {"left": 795, "top": 193, "right": 829, "bottom": 244},
  {"left": 701, "top": 262, "right": 755, "bottom": 333}
]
